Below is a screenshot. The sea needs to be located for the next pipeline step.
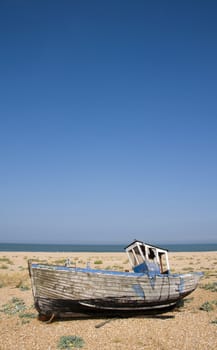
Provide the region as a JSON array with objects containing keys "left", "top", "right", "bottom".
[{"left": 0, "top": 242, "right": 217, "bottom": 252}]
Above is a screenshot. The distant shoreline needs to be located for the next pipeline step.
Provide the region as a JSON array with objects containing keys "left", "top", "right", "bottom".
[{"left": 0, "top": 242, "right": 217, "bottom": 253}]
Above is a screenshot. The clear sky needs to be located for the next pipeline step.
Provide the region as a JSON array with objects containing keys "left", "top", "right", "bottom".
[{"left": 0, "top": 0, "right": 217, "bottom": 244}]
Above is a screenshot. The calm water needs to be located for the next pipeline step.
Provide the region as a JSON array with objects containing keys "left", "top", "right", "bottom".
[{"left": 0, "top": 242, "right": 217, "bottom": 252}]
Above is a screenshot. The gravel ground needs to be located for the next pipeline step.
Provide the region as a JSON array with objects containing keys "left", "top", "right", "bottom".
[{"left": 0, "top": 251, "right": 216, "bottom": 349}]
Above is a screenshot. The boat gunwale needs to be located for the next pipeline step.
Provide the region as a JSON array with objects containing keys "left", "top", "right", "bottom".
[{"left": 30, "top": 262, "right": 202, "bottom": 280}]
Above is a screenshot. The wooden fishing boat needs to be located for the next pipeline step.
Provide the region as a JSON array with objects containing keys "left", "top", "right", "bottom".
[{"left": 28, "top": 240, "right": 203, "bottom": 320}]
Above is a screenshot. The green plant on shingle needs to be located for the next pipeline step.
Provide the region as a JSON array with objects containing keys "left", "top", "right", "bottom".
[
  {"left": 0, "top": 257, "right": 13, "bottom": 265},
  {"left": 57, "top": 335, "right": 84, "bottom": 349},
  {"left": 94, "top": 260, "right": 103, "bottom": 265},
  {"left": 53, "top": 258, "right": 66, "bottom": 264},
  {"left": 19, "top": 312, "right": 36, "bottom": 319},
  {"left": 0, "top": 257, "right": 13, "bottom": 264},
  {"left": 211, "top": 319, "right": 217, "bottom": 325},
  {"left": 20, "top": 284, "right": 30, "bottom": 291},
  {"left": 0, "top": 297, "right": 37, "bottom": 324},
  {"left": 0, "top": 297, "right": 26, "bottom": 315},
  {"left": 16, "top": 281, "right": 30, "bottom": 291},
  {"left": 200, "top": 282, "right": 217, "bottom": 292},
  {"left": 200, "top": 301, "right": 214, "bottom": 312},
  {"left": 19, "top": 312, "right": 37, "bottom": 324},
  {"left": 0, "top": 265, "right": 8, "bottom": 269},
  {"left": 112, "top": 264, "right": 123, "bottom": 271}
]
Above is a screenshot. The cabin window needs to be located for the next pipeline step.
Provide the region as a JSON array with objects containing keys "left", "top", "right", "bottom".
[
  {"left": 158, "top": 252, "right": 168, "bottom": 273},
  {"left": 140, "top": 245, "right": 146, "bottom": 258},
  {"left": 127, "top": 245, "right": 145, "bottom": 266},
  {"left": 148, "top": 248, "right": 156, "bottom": 260},
  {"left": 134, "top": 246, "right": 144, "bottom": 264}
]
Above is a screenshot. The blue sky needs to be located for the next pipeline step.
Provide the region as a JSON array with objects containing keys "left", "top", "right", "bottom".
[{"left": 1, "top": 0, "right": 217, "bottom": 244}]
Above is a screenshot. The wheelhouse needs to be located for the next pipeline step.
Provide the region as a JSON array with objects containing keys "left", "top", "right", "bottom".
[{"left": 125, "top": 240, "right": 170, "bottom": 275}]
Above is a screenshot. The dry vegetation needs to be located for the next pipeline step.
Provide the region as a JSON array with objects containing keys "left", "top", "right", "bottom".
[{"left": 0, "top": 251, "right": 217, "bottom": 349}]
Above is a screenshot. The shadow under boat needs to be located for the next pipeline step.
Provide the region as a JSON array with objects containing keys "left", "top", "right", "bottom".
[{"left": 37, "top": 298, "right": 178, "bottom": 323}]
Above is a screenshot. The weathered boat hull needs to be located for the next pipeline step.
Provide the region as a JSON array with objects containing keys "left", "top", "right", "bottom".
[{"left": 28, "top": 261, "right": 202, "bottom": 318}]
